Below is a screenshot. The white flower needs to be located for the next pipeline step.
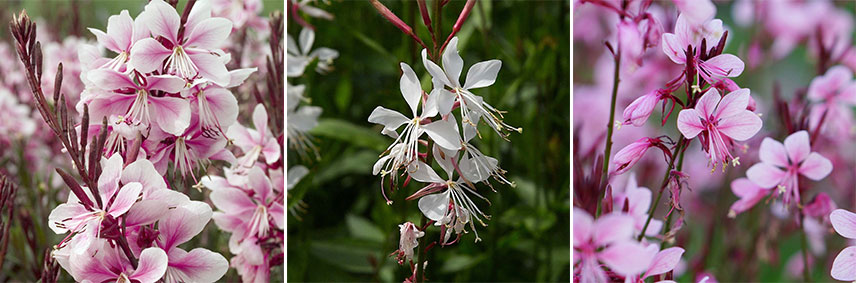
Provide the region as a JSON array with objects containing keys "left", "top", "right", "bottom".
[
  {"left": 287, "top": 28, "right": 339, "bottom": 77},
  {"left": 368, "top": 62, "right": 462, "bottom": 203},
  {"left": 397, "top": 222, "right": 424, "bottom": 261},
  {"left": 421, "top": 37, "right": 521, "bottom": 140}
]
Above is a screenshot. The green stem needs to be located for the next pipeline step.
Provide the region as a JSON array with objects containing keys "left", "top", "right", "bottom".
[
  {"left": 595, "top": 50, "right": 621, "bottom": 217},
  {"left": 432, "top": 0, "right": 442, "bottom": 61},
  {"left": 637, "top": 138, "right": 685, "bottom": 241}
]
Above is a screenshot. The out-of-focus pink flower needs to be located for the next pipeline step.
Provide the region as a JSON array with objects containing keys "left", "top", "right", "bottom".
[
  {"left": 746, "top": 131, "right": 832, "bottom": 205},
  {"left": 677, "top": 88, "right": 762, "bottom": 169},
  {"left": 807, "top": 66, "right": 856, "bottom": 138},
  {"left": 130, "top": 0, "right": 232, "bottom": 85},
  {"left": 612, "top": 174, "right": 662, "bottom": 236},
  {"left": 573, "top": 208, "right": 655, "bottom": 281},
  {"left": 830, "top": 209, "right": 856, "bottom": 281},
  {"left": 671, "top": 0, "right": 715, "bottom": 25},
  {"left": 727, "top": 177, "right": 770, "bottom": 218},
  {"left": 804, "top": 192, "right": 837, "bottom": 219}
]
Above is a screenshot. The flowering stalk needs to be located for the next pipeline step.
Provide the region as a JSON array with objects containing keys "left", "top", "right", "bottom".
[
  {"left": 370, "top": 0, "right": 429, "bottom": 53},
  {"left": 439, "top": 0, "right": 476, "bottom": 54},
  {"left": 637, "top": 137, "right": 686, "bottom": 241},
  {"left": 595, "top": 45, "right": 620, "bottom": 217}
]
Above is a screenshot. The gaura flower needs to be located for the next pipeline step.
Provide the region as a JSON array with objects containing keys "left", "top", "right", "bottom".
[
  {"left": 573, "top": 208, "right": 655, "bottom": 283},
  {"left": 727, "top": 177, "right": 771, "bottom": 218},
  {"left": 287, "top": 27, "right": 339, "bottom": 77},
  {"left": 392, "top": 222, "right": 424, "bottom": 264},
  {"left": 146, "top": 118, "right": 228, "bottom": 178},
  {"left": 662, "top": 14, "right": 744, "bottom": 88},
  {"left": 68, "top": 242, "right": 168, "bottom": 283},
  {"left": 613, "top": 174, "right": 663, "bottom": 237},
  {"left": 88, "top": 10, "right": 149, "bottom": 71},
  {"left": 745, "top": 131, "right": 832, "bottom": 205},
  {"left": 227, "top": 104, "right": 281, "bottom": 169},
  {"left": 422, "top": 37, "right": 521, "bottom": 139},
  {"left": 130, "top": 0, "right": 233, "bottom": 85},
  {"left": 156, "top": 200, "right": 229, "bottom": 283},
  {"left": 677, "top": 88, "right": 762, "bottom": 170},
  {"left": 830, "top": 209, "right": 856, "bottom": 281},
  {"left": 807, "top": 65, "right": 856, "bottom": 138},
  {"left": 86, "top": 69, "right": 190, "bottom": 135}
]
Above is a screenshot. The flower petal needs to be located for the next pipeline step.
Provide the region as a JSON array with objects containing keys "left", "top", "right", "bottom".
[
  {"left": 713, "top": 88, "right": 750, "bottom": 120},
  {"left": 184, "top": 18, "right": 232, "bottom": 49},
  {"left": 188, "top": 51, "right": 230, "bottom": 87},
  {"left": 422, "top": 119, "right": 462, "bottom": 150},
  {"left": 399, "top": 62, "right": 422, "bottom": 116},
  {"left": 783, "top": 130, "right": 811, "bottom": 163},
  {"left": 125, "top": 200, "right": 169, "bottom": 227},
  {"left": 746, "top": 163, "right": 786, "bottom": 189},
  {"left": 298, "top": 27, "right": 314, "bottom": 55},
  {"left": 831, "top": 209, "right": 856, "bottom": 239},
  {"left": 676, "top": 109, "right": 704, "bottom": 139},
  {"left": 48, "top": 203, "right": 88, "bottom": 234},
  {"left": 422, "top": 49, "right": 453, "bottom": 88},
  {"left": 758, "top": 137, "right": 789, "bottom": 168},
  {"left": 593, "top": 213, "right": 635, "bottom": 246},
  {"left": 701, "top": 54, "right": 745, "bottom": 78},
  {"left": 695, "top": 88, "right": 721, "bottom": 118},
  {"left": 129, "top": 38, "right": 172, "bottom": 73},
  {"left": 831, "top": 246, "right": 856, "bottom": 281},
  {"left": 146, "top": 75, "right": 187, "bottom": 93},
  {"left": 107, "top": 10, "right": 135, "bottom": 51},
  {"left": 573, "top": 207, "right": 593, "bottom": 247},
  {"left": 209, "top": 186, "right": 255, "bottom": 214},
  {"left": 368, "top": 106, "right": 409, "bottom": 131},
  {"left": 89, "top": 27, "right": 121, "bottom": 53},
  {"left": 644, "top": 247, "right": 685, "bottom": 278},
  {"left": 158, "top": 201, "right": 212, "bottom": 250},
  {"left": 442, "top": 37, "right": 464, "bottom": 86},
  {"left": 108, "top": 182, "right": 142, "bottom": 217},
  {"left": 418, "top": 192, "right": 449, "bottom": 221},
  {"left": 87, "top": 69, "right": 138, "bottom": 90},
  {"left": 165, "top": 248, "right": 229, "bottom": 283},
  {"left": 716, "top": 110, "right": 762, "bottom": 141},
  {"left": 149, "top": 96, "right": 191, "bottom": 135},
  {"left": 599, "top": 241, "right": 655, "bottom": 276},
  {"left": 463, "top": 59, "right": 502, "bottom": 90},
  {"left": 799, "top": 152, "right": 832, "bottom": 181},
  {"left": 130, "top": 247, "right": 169, "bottom": 283},
  {"left": 661, "top": 33, "right": 686, "bottom": 64},
  {"left": 140, "top": 0, "right": 179, "bottom": 43},
  {"left": 407, "top": 161, "right": 444, "bottom": 183}
]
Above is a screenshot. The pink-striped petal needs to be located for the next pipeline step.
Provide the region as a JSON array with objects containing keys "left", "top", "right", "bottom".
[
  {"left": 783, "top": 130, "right": 811, "bottom": 163},
  {"left": 184, "top": 18, "right": 232, "bottom": 49},
  {"left": 130, "top": 247, "right": 169, "bottom": 283},
  {"left": 599, "top": 241, "right": 655, "bottom": 276},
  {"left": 129, "top": 38, "right": 172, "bottom": 73},
  {"left": 831, "top": 246, "right": 856, "bottom": 281},
  {"left": 831, "top": 209, "right": 856, "bottom": 239},
  {"left": 643, "top": 247, "right": 685, "bottom": 278},
  {"left": 716, "top": 110, "right": 762, "bottom": 141},
  {"left": 676, "top": 109, "right": 704, "bottom": 139},
  {"left": 165, "top": 248, "right": 228, "bottom": 283},
  {"left": 108, "top": 182, "right": 142, "bottom": 217},
  {"left": 696, "top": 88, "right": 721, "bottom": 119},
  {"left": 593, "top": 213, "right": 635, "bottom": 246},
  {"left": 158, "top": 201, "right": 212, "bottom": 250},
  {"left": 573, "top": 207, "right": 593, "bottom": 247},
  {"left": 713, "top": 88, "right": 750, "bottom": 120},
  {"left": 149, "top": 96, "right": 190, "bottom": 135}
]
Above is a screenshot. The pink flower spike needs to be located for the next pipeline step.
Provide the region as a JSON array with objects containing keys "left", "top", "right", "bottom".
[
  {"left": 676, "top": 88, "right": 762, "bottom": 169},
  {"left": 746, "top": 131, "right": 832, "bottom": 205}
]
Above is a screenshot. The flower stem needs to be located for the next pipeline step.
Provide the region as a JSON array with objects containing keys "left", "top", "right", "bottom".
[
  {"left": 637, "top": 137, "right": 685, "bottom": 241},
  {"left": 595, "top": 49, "right": 621, "bottom": 217},
  {"left": 799, "top": 206, "right": 811, "bottom": 282}
]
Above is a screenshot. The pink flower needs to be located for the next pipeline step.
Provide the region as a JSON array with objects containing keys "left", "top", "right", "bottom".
[
  {"left": 746, "top": 131, "right": 832, "bottom": 205},
  {"left": 129, "top": 0, "right": 232, "bottom": 85},
  {"left": 676, "top": 88, "right": 762, "bottom": 169},
  {"left": 830, "top": 209, "right": 856, "bottom": 281},
  {"left": 612, "top": 174, "right": 662, "bottom": 236},
  {"left": 671, "top": 0, "right": 715, "bottom": 25},
  {"left": 727, "top": 178, "right": 770, "bottom": 218},
  {"left": 88, "top": 10, "right": 148, "bottom": 71},
  {"left": 610, "top": 137, "right": 655, "bottom": 175},
  {"left": 156, "top": 201, "right": 228, "bottom": 283},
  {"left": 804, "top": 192, "right": 837, "bottom": 219},
  {"left": 145, "top": 120, "right": 228, "bottom": 178},
  {"left": 622, "top": 89, "right": 660, "bottom": 127},
  {"left": 573, "top": 208, "right": 655, "bottom": 282},
  {"left": 661, "top": 14, "right": 745, "bottom": 86},
  {"left": 227, "top": 104, "right": 281, "bottom": 168},
  {"left": 807, "top": 66, "right": 856, "bottom": 137},
  {"left": 68, "top": 241, "right": 168, "bottom": 283},
  {"left": 625, "top": 244, "right": 685, "bottom": 283},
  {"left": 86, "top": 69, "right": 190, "bottom": 135},
  {"left": 393, "top": 222, "right": 424, "bottom": 264}
]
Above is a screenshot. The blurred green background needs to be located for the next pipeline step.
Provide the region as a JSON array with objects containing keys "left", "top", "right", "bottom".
[
  {"left": 0, "top": 0, "right": 283, "bottom": 281},
  {"left": 286, "top": 1, "right": 570, "bottom": 282}
]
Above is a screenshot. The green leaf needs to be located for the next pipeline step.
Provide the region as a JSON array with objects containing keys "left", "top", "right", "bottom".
[
  {"left": 440, "top": 254, "right": 486, "bottom": 274},
  {"left": 345, "top": 214, "right": 385, "bottom": 243},
  {"left": 313, "top": 150, "right": 379, "bottom": 185},
  {"left": 309, "top": 118, "right": 388, "bottom": 151},
  {"left": 309, "top": 239, "right": 383, "bottom": 274}
]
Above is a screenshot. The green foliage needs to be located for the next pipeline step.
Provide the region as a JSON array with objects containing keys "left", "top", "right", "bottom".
[{"left": 287, "top": 0, "right": 570, "bottom": 281}]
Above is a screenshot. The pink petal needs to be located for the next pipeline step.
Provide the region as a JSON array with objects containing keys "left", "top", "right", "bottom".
[
  {"left": 125, "top": 200, "right": 168, "bottom": 227},
  {"left": 141, "top": 0, "right": 179, "bottom": 43},
  {"left": 573, "top": 207, "right": 593, "bottom": 247},
  {"left": 184, "top": 18, "right": 232, "bottom": 49},
  {"left": 149, "top": 96, "right": 191, "bottom": 135},
  {"left": 48, "top": 203, "right": 88, "bottom": 234},
  {"left": 86, "top": 92, "right": 135, "bottom": 125},
  {"left": 248, "top": 167, "right": 273, "bottom": 202},
  {"left": 158, "top": 201, "right": 212, "bottom": 250},
  {"left": 676, "top": 109, "right": 704, "bottom": 139},
  {"left": 131, "top": 247, "right": 169, "bottom": 283},
  {"left": 106, "top": 10, "right": 135, "bottom": 51},
  {"left": 798, "top": 152, "right": 832, "bottom": 181},
  {"left": 626, "top": 187, "right": 652, "bottom": 216},
  {"left": 252, "top": 104, "right": 269, "bottom": 138},
  {"left": 269, "top": 203, "right": 284, "bottom": 229},
  {"left": 783, "top": 130, "right": 811, "bottom": 163},
  {"left": 97, "top": 154, "right": 125, "bottom": 200},
  {"left": 262, "top": 138, "right": 281, "bottom": 164},
  {"left": 87, "top": 69, "right": 138, "bottom": 91},
  {"left": 199, "top": 87, "right": 239, "bottom": 130},
  {"left": 808, "top": 65, "right": 852, "bottom": 101},
  {"left": 713, "top": 88, "right": 750, "bottom": 120},
  {"left": 728, "top": 178, "right": 769, "bottom": 216},
  {"left": 88, "top": 28, "right": 121, "bottom": 53},
  {"left": 746, "top": 162, "right": 786, "bottom": 189},
  {"left": 578, "top": 257, "right": 608, "bottom": 283},
  {"left": 696, "top": 88, "right": 721, "bottom": 119},
  {"left": 188, "top": 51, "right": 230, "bottom": 87},
  {"left": 661, "top": 33, "right": 686, "bottom": 64},
  {"left": 831, "top": 209, "right": 856, "bottom": 239},
  {"left": 593, "top": 213, "right": 635, "bottom": 246},
  {"left": 758, "top": 137, "right": 789, "bottom": 168},
  {"left": 700, "top": 54, "right": 745, "bottom": 78},
  {"left": 122, "top": 159, "right": 167, "bottom": 197},
  {"left": 129, "top": 38, "right": 172, "bottom": 73},
  {"left": 212, "top": 211, "right": 252, "bottom": 233},
  {"left": 831, "top": 246, "right": 856, "bottom": 281},
  {"left": 599, "top": 241, "right": 655, "bottom": 276},
  {"left": 108, "top": 182, "right": 142, "bottom": 217},
  {"left": 146, "top": 75, "right": 187, "bottom": 93},
  {"left": 209, "top": 186, "right": 255, "bottom": 214},
  {"left": 716, "top": 110, "right": 762, "bottom": 141},
  {"left": 644, "top": 247, "right": 685, "bottom": 278},
  {"left": 166, "top": 248, "right": 229, "bottom": 282}
]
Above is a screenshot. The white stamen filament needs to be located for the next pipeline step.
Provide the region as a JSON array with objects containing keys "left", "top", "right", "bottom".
[{"left": 164, "top": 46, "right": 199, "bottom": 80}]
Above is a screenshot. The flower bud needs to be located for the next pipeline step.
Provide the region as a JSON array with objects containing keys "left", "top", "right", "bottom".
[
  {"left": 611, "top": 137, "right": 655, "bottom": 175},
  {"left": 622, "top": 90, "right": 661, "bottom": 127}
]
